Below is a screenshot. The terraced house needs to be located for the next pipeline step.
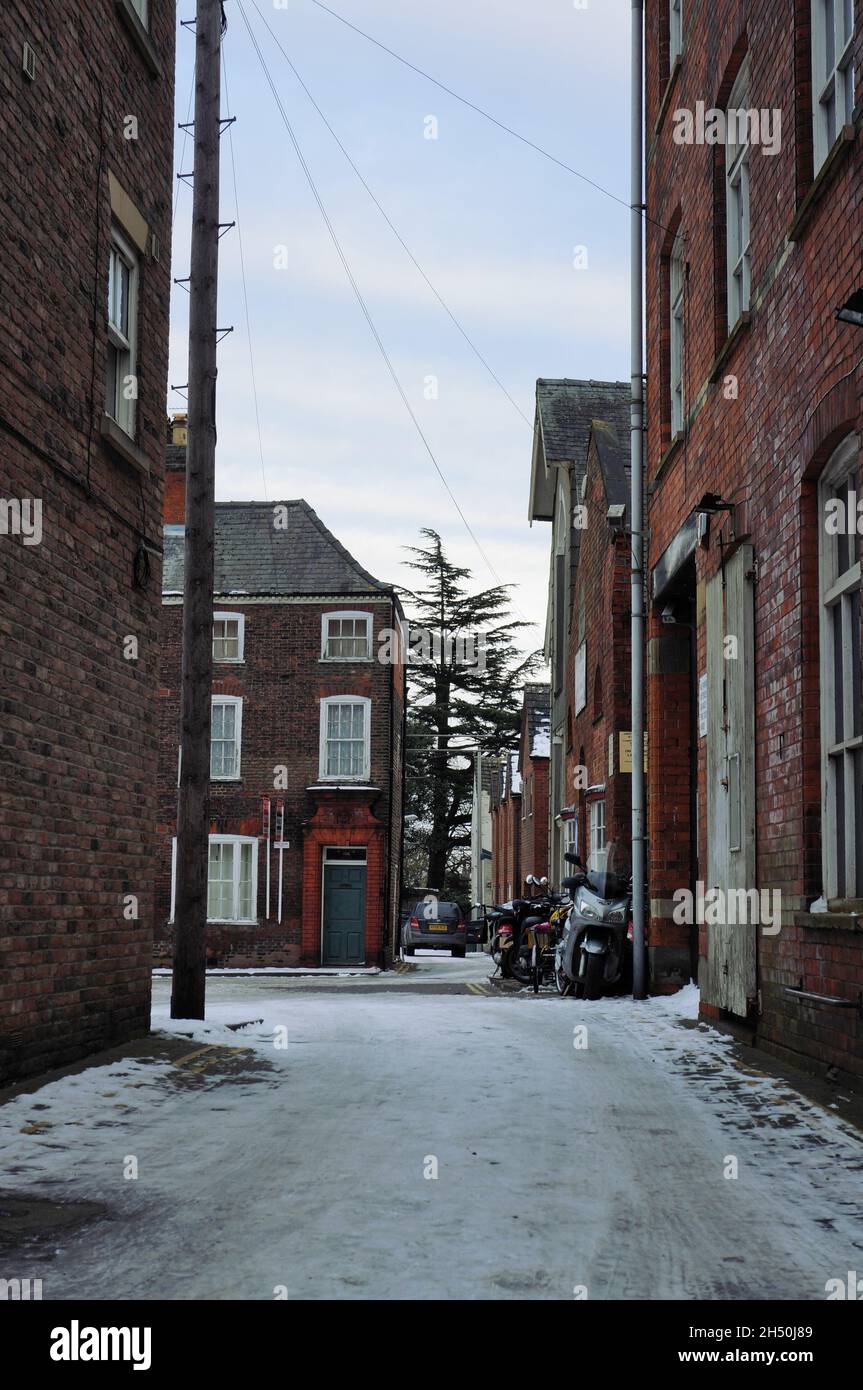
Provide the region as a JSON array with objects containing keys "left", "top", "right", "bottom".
[
  {"left": 527, "top": 378, "right": 631, "bottom": 887},
  {"left": 155, "top": 426, "right": 406, "bottom": 969},
  {"left": 644, "top": 0, "right": 863, "bottom": 1076}
]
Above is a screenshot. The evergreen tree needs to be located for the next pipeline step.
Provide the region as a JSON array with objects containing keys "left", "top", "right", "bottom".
[{"left": 400, "top": 529, "right": 542, "bottom": 894}]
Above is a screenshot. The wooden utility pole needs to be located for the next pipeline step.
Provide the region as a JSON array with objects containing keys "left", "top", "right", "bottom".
[{"left": 171, "top": 0, "right": 223, "bottom": 1019}]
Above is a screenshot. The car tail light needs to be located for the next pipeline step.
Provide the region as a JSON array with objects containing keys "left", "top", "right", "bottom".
[
  {"left": 410, "top": 916, "right": 420, "bottom": 929},
  {"left": 626, "top": 920, "right": 633, "bottom": 941}
]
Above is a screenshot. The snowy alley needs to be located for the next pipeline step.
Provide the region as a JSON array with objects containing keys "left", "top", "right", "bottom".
[{"left": 1, "top": 957, "right": 862, "bottom": 1301}]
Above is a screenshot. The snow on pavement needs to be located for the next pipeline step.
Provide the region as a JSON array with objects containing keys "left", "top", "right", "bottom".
[{"left": 1, "top": 974, "right": 861, "bottom": 1300}]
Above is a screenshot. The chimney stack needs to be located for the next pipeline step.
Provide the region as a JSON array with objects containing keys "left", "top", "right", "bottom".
[{"left": 164, "top": 412, "right": 188, "bottom": 525}]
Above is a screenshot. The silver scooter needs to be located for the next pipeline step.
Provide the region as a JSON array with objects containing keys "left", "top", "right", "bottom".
[{"left": 555, "top": 847, "right": 633, "bottom": 1000}]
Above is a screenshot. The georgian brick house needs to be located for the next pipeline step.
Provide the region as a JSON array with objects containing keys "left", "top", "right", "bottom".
[
  {"left": 644, "top": 0, "right": 863, "bottom": 1074},
  {"left": 155, "top": 432, "right": 405, "bottom": 968},
  {"left": 0, "top": 2, "right": 175, "bottom": 1081}
]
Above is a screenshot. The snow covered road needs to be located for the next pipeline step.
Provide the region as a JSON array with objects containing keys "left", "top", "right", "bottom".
[{"left": 1, "top": 970, "right": 862, "bottom": 1300}]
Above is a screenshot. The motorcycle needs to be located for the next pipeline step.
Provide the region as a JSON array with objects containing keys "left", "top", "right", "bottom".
[
  {"left": 554, "top": 844, "right": 633, "bottom": 1000},
  {"left": 506, "top": 877, "right": 571, "bottom": 987},
  {"left": 525, "top": 897, "right": 571, "bottom": 993},
  {"left": 489, "top": 876, "right": 558, "bottom": 983}
]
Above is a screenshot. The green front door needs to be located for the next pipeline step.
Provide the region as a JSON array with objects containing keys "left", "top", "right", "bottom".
[{"left": 322, "top": 863, "right": 366, "bottom": 964}]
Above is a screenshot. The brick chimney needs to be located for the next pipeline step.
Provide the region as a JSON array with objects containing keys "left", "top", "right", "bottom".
[{"left": 164, "top": 412, "right": 187, "bottom": 525}]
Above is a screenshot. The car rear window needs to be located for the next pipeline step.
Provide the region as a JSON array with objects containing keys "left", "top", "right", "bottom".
[{"left": 413, "top": 901, "right": 462, "bottom": 921}]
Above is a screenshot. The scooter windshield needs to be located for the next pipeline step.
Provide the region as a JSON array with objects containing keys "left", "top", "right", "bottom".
[{"left": 585, "top": 839, "right": 631, "bottom": 900}]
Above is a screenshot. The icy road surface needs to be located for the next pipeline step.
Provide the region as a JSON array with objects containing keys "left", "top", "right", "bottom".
[{"left": 1, "top": 964, "right": 862, "bottom": 1300}]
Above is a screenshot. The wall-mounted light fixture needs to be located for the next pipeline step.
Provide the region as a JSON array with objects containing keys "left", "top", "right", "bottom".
[{"left": 836, "top": 290, "right": 863, "bottom": 328}]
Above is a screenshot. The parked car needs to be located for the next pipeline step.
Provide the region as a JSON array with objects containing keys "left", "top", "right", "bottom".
[{"left": 401, "top": 898, "right": 466, "bottom": 957}]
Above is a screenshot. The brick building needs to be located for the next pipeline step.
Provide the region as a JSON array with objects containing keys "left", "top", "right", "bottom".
[
  {"left": 563, "top": 420, "right": 637, "bottom": 898},
  {"left": 155, "top": 435, "right": 406, "bottom": 968},
  {"left": 528, "top": 379, "right": 631, "bottom": 885},
  {"left": 490, "top": 753, "right": 522, "bottom": 904},
  {"left": 645, "top": 0, "right": 863, "bottom": 1073},
  {"left": 519, "top": 684, "right": 551, "bottom": 882},
  {"left": 489, "top": 684, "right": 551, "bottom": 900},
  {"left": 0, "top": 2, "right": 175, "bottom": 1081}
]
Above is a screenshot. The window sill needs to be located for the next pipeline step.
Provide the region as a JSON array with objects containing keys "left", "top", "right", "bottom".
[
  {"left": 307, "top": 782, "right": 379, "bottom": 792},
  {"left": 114, "top": 0, "right": 162, "bottom": 79},
  {"left": 100, "top": 414, "right": 150, "bottom": 476},
  {"left": 649, "top": 431, "right": 684, "bottom": 488},
  {"left": 708, "top": 311, "right": 751, "bottom": 384},
  {"left": 788, "top": 123, "right": 856, "bottom": 244},
  {"left": 319, "top": 656, "right": 373, "bottom": 664},
  {"left": 794, "top": 909, "right": 863, "bottom": 933},
  {"left": 207, "top": 919, "right": 259, "bottom": 928},
  {"left": 211, "top": 776, "right": 242, "bottom": 784},
  {"left": 654, "top": 54, "right": 683, "bottom": 139}
]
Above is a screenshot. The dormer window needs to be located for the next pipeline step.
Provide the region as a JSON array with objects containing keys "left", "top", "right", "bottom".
[{"left": 322, "top": 612, "right": 372, "bottom": 661}]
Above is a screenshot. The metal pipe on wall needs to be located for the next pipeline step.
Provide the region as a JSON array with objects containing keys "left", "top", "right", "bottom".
[{"left": 630, "top": 0, "right": 647, "bottom": 1000}]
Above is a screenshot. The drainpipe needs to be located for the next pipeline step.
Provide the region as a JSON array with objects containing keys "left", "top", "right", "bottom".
[{"left": 630, "top": 0, "right": 647, "bottom": 1000}]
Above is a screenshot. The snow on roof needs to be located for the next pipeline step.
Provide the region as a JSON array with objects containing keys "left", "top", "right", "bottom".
[
  {"left": 531, "top": 718, "right": 551, "bottom": 759},
  {"left": 510, "top": 752, "right": 522, "bottom": 794}
]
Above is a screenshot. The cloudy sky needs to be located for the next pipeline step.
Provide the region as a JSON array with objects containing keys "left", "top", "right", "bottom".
[{"left": 168, "top": 0, "right": 632, "bottom": 642}]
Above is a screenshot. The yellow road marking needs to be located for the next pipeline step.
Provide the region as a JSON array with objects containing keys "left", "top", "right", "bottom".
[{"left": 173, "top": 1043, "right": 251, "bottom": 1068}]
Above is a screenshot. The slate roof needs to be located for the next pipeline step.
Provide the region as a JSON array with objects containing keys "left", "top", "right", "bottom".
[
  {"left": 162, "top": 500, "right": 392, "bottom": 596},
  {"left": 536, "top": 379, "right": 630, "bottom": 469}
]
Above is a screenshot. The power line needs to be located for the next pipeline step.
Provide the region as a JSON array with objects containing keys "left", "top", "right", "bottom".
[
  {"left": 222, "top": 49, "right": 271, "bottom": 505},
  {"left": 249, "top": 0, "right": 535, "bottom": 439},
  {"left": 307, "top": 0, "right": 673, "bottom": 235},
  {"left": 173, "top": 68, "right": 195, "bottom": 228},
  {"left": 236, "top": 0, "right": 520, "bottom": 603}
]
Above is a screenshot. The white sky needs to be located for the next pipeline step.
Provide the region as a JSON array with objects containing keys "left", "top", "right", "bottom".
[{"left": 168, "top": 0, "right": 632, "bottom": 639}]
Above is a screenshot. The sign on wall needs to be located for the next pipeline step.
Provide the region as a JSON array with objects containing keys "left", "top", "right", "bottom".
[{"left": 619, "top": 732, "right": 648, "bottom": 774}]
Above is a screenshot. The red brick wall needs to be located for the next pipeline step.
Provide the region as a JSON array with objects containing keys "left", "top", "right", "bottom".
[
  {"left": 565, "top": 447, "right": 633, "bottom": 872},
  {"left": 155, "top": 595, "right": 403, "bottom": 967},
  {"left": 645, "top": 0, "right": 863, "bottom": 1068},
  {"left": 520, "top": 751, "right": 549, "bottom": 883},
  {"left": 0, "top": 2, "right": 175, "bottom": 1081},
  {"left": 491, "top": 779, "right": 522, "bottom": 903}
]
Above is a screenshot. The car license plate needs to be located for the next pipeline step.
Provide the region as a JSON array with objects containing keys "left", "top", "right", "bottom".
[{"left": 428, "top": 923, "right": 448, "bottom": 931}]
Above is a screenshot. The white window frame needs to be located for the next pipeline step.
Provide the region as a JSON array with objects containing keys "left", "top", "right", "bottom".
[
  {"left": 213, "top": 611, "right": 245, "bottom": 664},
  {"left": 726, "top": 58, "right": 751, "bottom": 327},
  {"left": 565, "top": 814, "right": 579, "bottom": 861},
  {"left": 211, "top": 695, "right": 243, "bottom": 781},
  {"left": 319, "top": 696, "right": 371, "bottom": 782},
  {"left": 321, "top": 611, "right": 372, "bottom": 662},
  {"left": 818, "top": 434, "right": 862, "bottom": 902},
  {"left": 106, "top": 226, "right": 139, "bottom": 438},
  {"left": 588, "top": 798, "right": 606, "bottom": 871},
  {"left": 811, "top": 0, "right": 856, "bottom": 173},
  {"left": 669, "top": 230, "right": 685, "bottom": 437},
  {"left": 169, "top": 834, "right": 258, "bottom": 924},
  {"left": 669, "top": 0, "right": 683, "bottom": 65}
]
